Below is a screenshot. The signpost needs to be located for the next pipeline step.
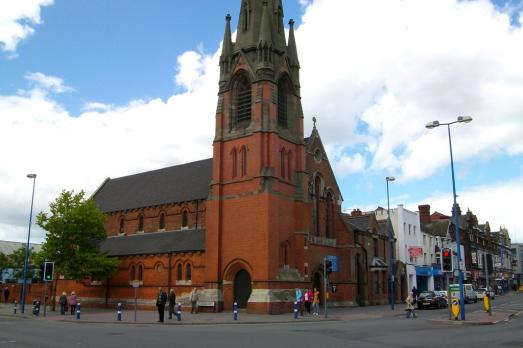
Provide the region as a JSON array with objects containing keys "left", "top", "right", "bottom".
[
  {"left": 324, "top": 256, "right": 339, "bottom": 318},
  {"left": 132, "top": 280, "right": 140, "bottom": 322}
]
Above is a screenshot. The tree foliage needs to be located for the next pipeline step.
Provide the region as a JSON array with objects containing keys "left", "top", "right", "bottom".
[{"left": 36, "top": 190, "right": 118, "bottom": 281}]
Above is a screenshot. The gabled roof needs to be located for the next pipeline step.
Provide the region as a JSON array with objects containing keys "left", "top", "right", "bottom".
[
  {"left": 342, "top": 214, "right": 370, "bottom": 232},
  {"left": 99, "top": 229, "right": 205, "bottom": 257},
  {"left": 421, "top": 220, "right": 449, "bottom": 238},
  {"left": 92, "top": 158, "right": 212, "bottom": 213}
]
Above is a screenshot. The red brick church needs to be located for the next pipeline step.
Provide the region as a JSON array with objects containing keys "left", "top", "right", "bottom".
[{"left": 84, "top": 0, "right": 393, "bottom": 313}]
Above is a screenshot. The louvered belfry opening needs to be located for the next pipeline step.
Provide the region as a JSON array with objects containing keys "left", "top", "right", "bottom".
[
  {"left": 235, "top": 73, "right": 252, "bottom": 126},
  {"left": 278, "top": 77, "right": 289, "bottom": 127}
]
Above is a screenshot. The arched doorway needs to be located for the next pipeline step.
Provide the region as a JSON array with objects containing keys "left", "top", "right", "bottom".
[{"left": 234, "top": 270, "right": 252, "bottom": 308}]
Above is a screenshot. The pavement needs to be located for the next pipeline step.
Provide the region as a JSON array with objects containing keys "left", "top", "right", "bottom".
[{"left": 0, "top": 292, "right": 521, "bottom": 326}]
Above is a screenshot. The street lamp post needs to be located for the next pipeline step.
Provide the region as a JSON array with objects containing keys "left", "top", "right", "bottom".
[
  {"left": 21, "top": 173, "right": 37, "bottom": 314},
  {"left": 426, "top": 115, "right": 472, "bottom": 320},
  {"left": 386, "top": 176, "right": 396, "bottom": 310}
]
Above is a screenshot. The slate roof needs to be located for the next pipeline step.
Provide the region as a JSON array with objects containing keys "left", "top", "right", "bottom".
[
  {"left": 342, "top": 214, "right": 370, "bottom": 232},
  {"left": 421, "top": 220, "right": 449, "bottom": 238},
  {"left": 99, "top": 229, "right": 205, "bottom": 257},
  {"left": 92, "top": 158, "right": 212, "bottom": 213}
]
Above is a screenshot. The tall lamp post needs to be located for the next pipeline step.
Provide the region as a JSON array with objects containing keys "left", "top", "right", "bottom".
[
  {"left": 386, "top": 176, "right": 396, "bottom": 310},
  {"left": 426, "top": 115, "right": 472, "bottom": 320},
  {"left": 21, "top": 173, "right": 37, "bottom": 314}
]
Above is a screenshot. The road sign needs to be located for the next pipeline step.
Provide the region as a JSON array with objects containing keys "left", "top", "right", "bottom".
[{"left": 325, "top": 255, "right": 339, "bottom": 272}]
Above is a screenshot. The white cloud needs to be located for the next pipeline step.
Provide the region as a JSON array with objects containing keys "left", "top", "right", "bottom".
[
  {"left": 296, "top": 0, "right": 523, "bottom": 182},
  {"left": 0, "top": 49, "right": 219, "bottom": 242},
  {"left": 0, "top": 0, "right": 53, "bottom": 55},
  {"left": 25, "top": 72, "right": 74, "bottom": 94},
  {"left": 402, "top": 176, "right": 523, "bottom": 243}
]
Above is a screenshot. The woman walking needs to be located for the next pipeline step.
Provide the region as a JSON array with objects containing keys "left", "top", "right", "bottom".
[
  {"left": 69, "top": 291, "right": 77, "bottom": 315},
  {"left": 405, "top": 292, "right": 417, "bottom": 319},
  {"left": 312, "top": 288, "right": 320, "bottom": 316}
]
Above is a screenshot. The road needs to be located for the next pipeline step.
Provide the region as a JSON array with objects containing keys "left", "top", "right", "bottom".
[{"left": 1, "top": 294, "right": 521, "bottom": 348}]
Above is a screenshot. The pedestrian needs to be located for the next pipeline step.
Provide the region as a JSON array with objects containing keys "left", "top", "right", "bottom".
[
  {"left": 59, "top": 292, "right": 68, "bottom": 315},
  {"left": 156, "top": 287, "right": 167, "bottom": 322},
  {"left": 295, "top": 287, "right": 303, "bottom": 316},
  {"left": 69, "top": 291, "right": 77, "bottom": 315},
  {"left": 405, "top": 292, "right": 417, "bottom": 319},
  {"left": 411, "top": 286, "right": 418, "bottom": 301},
  {"left": 312, "top": 288, "right": 320, "bottom": 316},
  {"left": 190, "top": 288, "right": 199, "bottom": 314},
  {"left": 3, "top": 286, "right": 10, "bottom": 303},
  {"left": 303, "top": 288, "right": 311, "bottom": 314},
  {"left": 168, "top": 288, "right": 176, "bottom": 320}
]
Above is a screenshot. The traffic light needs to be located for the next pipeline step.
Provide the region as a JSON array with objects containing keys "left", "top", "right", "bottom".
[
  {"left": 43, "top": 262, "right": 54, "bottom": 282},
  {"left": 326, "top": 260, "right": 333, "bottom": 274},
  {"left": 442, "top": 248, "right": 453, "bottom": 272}
]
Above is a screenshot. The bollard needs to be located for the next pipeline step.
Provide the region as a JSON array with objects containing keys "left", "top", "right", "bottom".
[
  {"left": 294, "top": 301, "right": 298, "bottom": 319},
  {"left": 177, "top": 303, "right": 182, "bottom": 321},
  {"left": 117, "top": 303, "right": 122, "bottom": 321},
  {"left": 76, "top": 303, "right": 81, "bottom": 320},
  {"left": 233, "top": 302, "right": 238, "bottom": 321},
  {"left": 13, "top": 301, "right": 17, "bottom": 314}
]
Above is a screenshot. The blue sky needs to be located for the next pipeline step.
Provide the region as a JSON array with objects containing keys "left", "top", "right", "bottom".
[{"left": 1, "top": 0, "right": 522, "bottom": 243}]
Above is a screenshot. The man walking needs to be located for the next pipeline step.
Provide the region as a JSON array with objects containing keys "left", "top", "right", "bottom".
[
  {"left": 190, "top": 288, "right": 199, "bottom": 314},
  {"left": 295, "top": 288, "right": 303, "bottom": 316},
  {"left": 168, "top": 288, "right": 176, "bottom": 320},
  {"left": 156, "top": 287, "right": 167, "bottom": 322}
]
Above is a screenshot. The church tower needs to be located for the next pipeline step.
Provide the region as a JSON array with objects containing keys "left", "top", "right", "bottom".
[{"left": 205, "top": 0, "right": 307, "bottom": 313}]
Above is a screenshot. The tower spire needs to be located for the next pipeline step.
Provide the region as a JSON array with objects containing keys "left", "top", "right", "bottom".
[
  {"left": 256, "top": 0, "right": 273, "bottom": 74},
  {"left": 286, "top": 18, "right": 300, "bottom": 91},
  {"left": 219, "top": 14, "right": 233, "bottom": 88}
]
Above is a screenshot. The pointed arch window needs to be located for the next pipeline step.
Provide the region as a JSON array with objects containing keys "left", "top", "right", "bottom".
[
  {"left": 181, "top": 210, "right": 189, "bottom": 228},
  {"left": 234, "top": 73, "right": 252, "bottom": 126},
  {"left": 119, "top": 217, "right": 125, "bottom": 234},
  {"left": 185, "top": 264, "right": 192, "bottom": 281},
  {"left": 287, "top": 150, "right": 292, "bottom": 180},
  {"left": 280, "top": 148, "right": 286, "bottom": 178},
  {"left": 314, "top": 176, "right": 322, "bottom": 237},
  {"left": 138, "top": 265, "right": 143, "bottom": 281},
  {"left": 130, "top": 265, "right": 136, "bottom": 281},
  {"left": 232, "top": 148, "right": 238, "bottom": 178},
  {"left": 138, "top": 215, "right": 144, "bottom": 232},
  {"left": 326, "top": 192, "right": 334, "bottom": 238},
  {"left": 159, "top": 213, "right": 165, "bottom": 230},
  {"left": 240, "top": 146, "right": 247, "bottom": 177},
  {"left": 278, "top": 76, "right": 291, "bottom": 128},
  {"left": 177, "top": 263, "right": 183, "bottom": 281}
]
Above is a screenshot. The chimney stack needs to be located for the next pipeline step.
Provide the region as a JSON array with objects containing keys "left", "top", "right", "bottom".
[{"left": 418, "top": 204, "right": 431, "bottom": 224}]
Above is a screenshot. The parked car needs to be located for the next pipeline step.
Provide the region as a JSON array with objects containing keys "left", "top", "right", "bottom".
[
  {"left": 434, "top": 290, "right": 448, "bottom": 304},
  {"left": 417, "top": 291, "right": 448, "bottom": 309},
  {"left": 477, "top": 287, "right": 495, "bottom": 300}
]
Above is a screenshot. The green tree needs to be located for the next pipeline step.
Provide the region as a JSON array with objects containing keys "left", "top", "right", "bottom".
[{"left": 36, "top": 190, "right": 118, "bottom": 281}]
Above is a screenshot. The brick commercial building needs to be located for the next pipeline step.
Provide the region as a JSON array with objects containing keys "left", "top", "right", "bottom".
[{"left": 44, "top": 0, "right": 391, "bottom": 313}]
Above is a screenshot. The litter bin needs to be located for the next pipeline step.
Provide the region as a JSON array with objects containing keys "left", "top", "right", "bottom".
[{"left": 32, "top": 300, "right": 41, "bottom": 316}]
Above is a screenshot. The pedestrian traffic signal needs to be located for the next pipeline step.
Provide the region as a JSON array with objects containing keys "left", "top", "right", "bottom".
[
  {"left": 43, "top": 262, "right": 54, "bottom": 282},
  {"left": 442, "top": 248, "right": 453, "bottom": 272},
  {"left": 326, "top": 260, "right": 333, "bottom": 274}
]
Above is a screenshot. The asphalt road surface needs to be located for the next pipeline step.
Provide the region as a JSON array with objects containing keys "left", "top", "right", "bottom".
[{"left": 1, "top": 295, "right": 521, "bottom": 348}]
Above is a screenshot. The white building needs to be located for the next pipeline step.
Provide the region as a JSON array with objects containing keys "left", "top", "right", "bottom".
[{"left": 376, "top": 205, "right": 423, "bottom": 293}]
